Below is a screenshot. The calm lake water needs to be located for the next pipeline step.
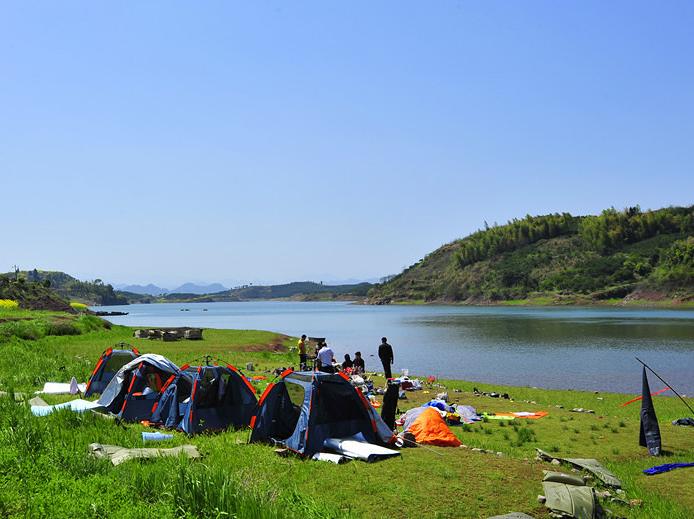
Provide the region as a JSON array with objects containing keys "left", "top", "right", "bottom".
[{"left": 95, "top": 301, "right": 694, "bottom": 394}]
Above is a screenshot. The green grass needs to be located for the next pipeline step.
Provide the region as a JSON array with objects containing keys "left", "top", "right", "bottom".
[
  {"left": 0, "top": 310, "right": 692, "bottom": 518},
  {"left": 0, "top": 309, "right": 109, "bottom": 342}
]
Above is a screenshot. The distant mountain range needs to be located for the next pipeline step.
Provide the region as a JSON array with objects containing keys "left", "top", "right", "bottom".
[
  {"left": 157, "top": 281, "right": 373, "bottom": 303},
  {"left": 115, "top": 283, "right": 168, "bottom": 295},
  {"left": 115, "top": 282, "right": 228, "bottom": 295},
  {"left": 172, "top": 282, "right": 228, "bottom": 294}
]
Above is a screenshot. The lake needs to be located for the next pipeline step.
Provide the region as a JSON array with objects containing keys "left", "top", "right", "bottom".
[{"left": 95, "top": 301, "right": 694, "bottom": 394}]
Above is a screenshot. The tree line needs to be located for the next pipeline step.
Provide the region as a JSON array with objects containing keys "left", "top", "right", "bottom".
[
  {"left": 454, "top": 213, "right": 579, "bottom": 269},
  {"left": 578, "top": 205, "right": 694, "bottom": 253}
]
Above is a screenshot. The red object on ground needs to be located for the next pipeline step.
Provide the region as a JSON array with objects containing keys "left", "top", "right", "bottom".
[{"left": 620, "top": 387, "right": 670, "bottom": 407}]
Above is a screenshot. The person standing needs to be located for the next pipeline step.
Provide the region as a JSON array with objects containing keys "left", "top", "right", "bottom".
[
  {"left": 317, "top": 342, "right": 336, "bottom": 374},
  {"left": 378, "top": 337, "right": 394, "bottom": 379},
  {"left": 297, "top": 334, "right": 307, "bottom": 370}
]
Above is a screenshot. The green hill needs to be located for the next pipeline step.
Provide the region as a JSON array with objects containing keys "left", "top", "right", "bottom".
[
  {"left": 0, "top": 274, "right": 74, "bottom": 312},
  {"left": 8, "top": 270, "right": 128, "bottom": 306},
  {"left": 368, "top": 205, "right": 694, "bottom": 305}
]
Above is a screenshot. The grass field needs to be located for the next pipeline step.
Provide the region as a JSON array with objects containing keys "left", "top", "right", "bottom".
[{"left": 0, "top": 309, "right": 692, "bottom": 518}]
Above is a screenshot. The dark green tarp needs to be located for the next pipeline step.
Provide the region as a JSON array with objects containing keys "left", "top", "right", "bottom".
[{"left": 536, "top": 449, "right": 622, "bottom": 488}]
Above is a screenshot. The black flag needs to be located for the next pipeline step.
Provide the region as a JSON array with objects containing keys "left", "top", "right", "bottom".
[
  {"left": 639, "top": 367, "right": 662, "bottom": 456},
  {"left": 380, "top": 381, "right": 400, "bottom": 430}
]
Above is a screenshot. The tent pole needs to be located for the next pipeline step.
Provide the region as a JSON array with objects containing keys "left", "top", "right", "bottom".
[{"left": 635, "top": 357, "right": 694, "bottom": 416}]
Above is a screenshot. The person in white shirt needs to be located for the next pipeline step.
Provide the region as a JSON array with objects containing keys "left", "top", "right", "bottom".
[{"left": 317, "top": 342, "right": 335, "bottom": 373}]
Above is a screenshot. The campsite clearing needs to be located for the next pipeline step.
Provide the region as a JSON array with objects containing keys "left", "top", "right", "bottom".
[{"left": 0, "top": 309, "right": 692, "bottom": 518}]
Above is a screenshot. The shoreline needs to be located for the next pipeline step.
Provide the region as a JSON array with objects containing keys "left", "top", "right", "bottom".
[
  {"left": 366, "top": 297, "right": 694, "bottom": 309},
  {"left": 96, "top": 296, "right": 694, "bottom": 309}
]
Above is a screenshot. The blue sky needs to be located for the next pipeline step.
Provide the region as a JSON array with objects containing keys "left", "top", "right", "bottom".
[{"left": 2, "top": 1, "right": 693, "bottom": 287}]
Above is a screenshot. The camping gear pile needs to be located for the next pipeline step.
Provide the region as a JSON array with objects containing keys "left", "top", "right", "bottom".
[
  {"left": 420, "top": 398, "right": 484, "bottom": 425},
  {"left": 393, "top": 375, "right": 423, "bottom": 391}
]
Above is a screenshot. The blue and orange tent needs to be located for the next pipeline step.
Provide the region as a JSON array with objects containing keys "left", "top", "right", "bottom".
[
  {"left": 249, "top": 370, "right": 396, "bottom": 457},
  {"left": 97, "top": 354, "right": 178, "bottom": 422},
  {"left": 84, "top": 345, "right": 140, "bottom": 397},
  {"left": 151, "top": 363, "right": 257, "bottom": 434}
]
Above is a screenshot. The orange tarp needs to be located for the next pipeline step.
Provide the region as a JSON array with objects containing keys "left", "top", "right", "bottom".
[{"left": 407, "top": 407, "right": 462, "bottom": 447}]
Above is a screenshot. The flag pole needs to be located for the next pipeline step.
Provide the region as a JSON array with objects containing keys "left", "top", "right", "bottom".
[{"left": 635, "top": 357, "right": 694, "bottom": 416}]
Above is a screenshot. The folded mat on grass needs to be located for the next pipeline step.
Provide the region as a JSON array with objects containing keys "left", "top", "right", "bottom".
[
  {"left": 28, "top": 396, "right": 48, "bottom": 406},
  {"left": 643, "top": 462, "right": 694, "bottom": 475},
  {"left": 31, "top": 399, "right": 104, "bottom": 417},
  {"left": 537, "top": 449, "right": 621, "bottom": 488},
  {"left": 311, "top": 452, "right": 352, "bottom": 464},
  {"left": 89, "top": 443, "right": 200, "bottom": 466},
  {"left": 38, "top": 380, "right": 86, "bottom": 394},
  {"left": 323, "top": 435, "right": 400, "bottom": 462}
]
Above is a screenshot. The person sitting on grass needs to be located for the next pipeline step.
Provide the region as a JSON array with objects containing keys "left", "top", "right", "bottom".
[
  {"left": 342, "top": 353, "right": 353, "bottom": 371},
  {"left": 317, "top": 342, "right": 336, "bottom": 373},
  {"left": 352, "top": 351, "right": 365, "bottom": 374}
]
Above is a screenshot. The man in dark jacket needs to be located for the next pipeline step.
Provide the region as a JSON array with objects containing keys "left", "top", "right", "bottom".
[{"left": 378, "top": 337, "right": 394, "bottom": 379}]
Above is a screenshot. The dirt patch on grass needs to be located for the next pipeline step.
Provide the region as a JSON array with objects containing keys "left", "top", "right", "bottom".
[
  {"left": 0, "top": 317, "right": 33, "bottom": 323},
  {"left": 240, "top": 335, "right": 290, "bottom": 352},
  {"left": 624, "top": 288, "right": 669, "bottom": 302}
]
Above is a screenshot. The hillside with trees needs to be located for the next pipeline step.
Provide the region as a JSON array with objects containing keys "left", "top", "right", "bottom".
[
  {"left": 0, "top": 273, "right": 74, "bottom": 312},
  {"left": 368, "top": 205, "right": 694, "bottom": 305},
  {"left": 8, "top": 270, "right": 128, "bottom": 306}
]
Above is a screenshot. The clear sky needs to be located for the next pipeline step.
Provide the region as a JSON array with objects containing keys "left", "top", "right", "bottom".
[{"left": 2, "top": 1, "right": 693, "bottom": 287}]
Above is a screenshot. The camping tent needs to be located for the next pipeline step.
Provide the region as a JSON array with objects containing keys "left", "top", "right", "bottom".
[
  {"left": 97, "top": 354, "right": 178, "bottom": 421},
  {"left": 402, "top": 407, "right": 462, "bottom": 447},
  {"left": 151, "top": 364, "right": 257, "bottom": 434},
  {"left": 84, "top": 346, "right": 140, "bottom": 397},
  {"left": 249, "top": 370, "right": 396, "bottom": 457}
]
